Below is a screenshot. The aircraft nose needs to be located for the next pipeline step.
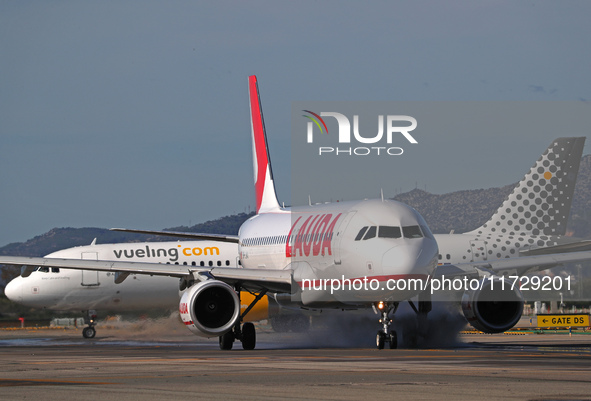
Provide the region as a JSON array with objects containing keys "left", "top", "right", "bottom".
[
  {"left": 382, "top": 239, "right": 437, "bottom": 277},
  {"left": 4, "top": 277, "right": 23, "bottom": 302}
]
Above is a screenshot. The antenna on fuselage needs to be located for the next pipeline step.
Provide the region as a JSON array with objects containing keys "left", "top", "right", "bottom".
[
  {"left": 380, "top": 188, "right": 384, "bottom": 202},
  {"left": 308, "top": 195, "right": 312, "bottom": 206}
]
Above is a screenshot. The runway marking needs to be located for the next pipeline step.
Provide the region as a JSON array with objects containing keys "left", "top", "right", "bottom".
[
  {"left": 0, "top": 378, "right": 111, "bottom": 387},
  {"left": 18, "top": 349, "right": 589, "bottom": 368}
]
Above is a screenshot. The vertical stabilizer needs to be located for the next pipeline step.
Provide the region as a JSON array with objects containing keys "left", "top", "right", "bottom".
[
  {"left": 470, "top": 137, "right": 585, "bottom": 237},
  {"left": 249, "top": 75, "right": 281, "bottom": 214}
]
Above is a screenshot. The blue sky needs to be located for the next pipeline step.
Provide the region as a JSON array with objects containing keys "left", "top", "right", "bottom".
[{"left": 1, "top": 1, "right": 591, "bottom": 246}]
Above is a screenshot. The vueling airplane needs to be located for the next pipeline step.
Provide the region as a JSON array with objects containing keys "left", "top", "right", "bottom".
[
  {"left": 2, "top": 76, "right": 591, "bottom": 350},
  {"left": 3, "top": 240, "right": 246, "bottom": 338},
  {"left": 435, "top": 136, "right": 586, "bottom": 267}
]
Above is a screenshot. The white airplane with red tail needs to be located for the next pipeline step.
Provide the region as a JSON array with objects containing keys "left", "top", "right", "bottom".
[{"left": 3, "top": 76, "right": 591, "bottom": 350}]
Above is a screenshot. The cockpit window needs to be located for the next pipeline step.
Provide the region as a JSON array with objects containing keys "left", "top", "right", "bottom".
[
  {"left": 378, "top": 226, "right": 402, "bottom": 239},
  {"left": 36, "top": 267, "right": 50, "bottom": 273},
  {"left": 402, "top": 225, "right": 423, "bottom": 239},
  {"left": 355, "top": 226, "right": 368, "bottom": 241},
  {"left": 363, "top": 226, "right": 377, "bottom": 240}
]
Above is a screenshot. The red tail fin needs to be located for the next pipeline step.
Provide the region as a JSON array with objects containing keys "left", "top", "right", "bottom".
[{"left": 248, "top": 75, "right": 280, "bottom": 214}]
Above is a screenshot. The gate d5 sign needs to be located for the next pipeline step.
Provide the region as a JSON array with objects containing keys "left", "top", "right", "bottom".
[{"left": 536, "top": 314, "right": 590, "bottom": 327}]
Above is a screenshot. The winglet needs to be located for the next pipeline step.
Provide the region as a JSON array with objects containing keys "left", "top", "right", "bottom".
[{"left": 249, "top": 75, "right": 281, "bottom": 214}]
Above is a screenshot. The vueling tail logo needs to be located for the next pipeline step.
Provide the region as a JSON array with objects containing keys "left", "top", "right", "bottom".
[{"left": 113, "top": 245, "right": 220, "bottom": 262}]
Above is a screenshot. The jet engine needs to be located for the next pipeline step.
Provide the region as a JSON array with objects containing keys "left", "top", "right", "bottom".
[
  {"left": 461, "top": 277, "right": 524, "bottom": 333},
  {"left": 179, "top": 280, "right": 240, "bottom": 338}
]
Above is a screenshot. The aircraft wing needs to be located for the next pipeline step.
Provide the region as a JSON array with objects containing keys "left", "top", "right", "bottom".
[
  {"left": 0, "top": 256, "right": 291, "bottom": 293},
  {"left": 434, "top": 250, "right": 591, "bottom": 279},
  {"left": 110, "top": 228, "right": 240, "bottom": 243}
]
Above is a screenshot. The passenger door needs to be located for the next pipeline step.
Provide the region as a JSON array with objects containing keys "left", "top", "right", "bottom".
[{"left": 81, "top": 252, "right": 100, "bottom": 286}]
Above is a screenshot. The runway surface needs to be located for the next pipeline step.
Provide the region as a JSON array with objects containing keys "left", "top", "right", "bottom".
[{"left": 0, "top": 327, "right": 590, "bottom": 401}]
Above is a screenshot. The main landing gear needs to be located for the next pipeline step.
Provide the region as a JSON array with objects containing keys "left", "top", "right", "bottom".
[
  {"left": 219, "top": 321, "right": 256, "bottom": 350},
  {"left": 82, "top": 310, "right": 97, "bottom": 339},
  {"left": 375, "top": 301, "right": 398, "bottom": 349},
  {"left": 219, "top": 287, "right": 267, "bottom": 350}
]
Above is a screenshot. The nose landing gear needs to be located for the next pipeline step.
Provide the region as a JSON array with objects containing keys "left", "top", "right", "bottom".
[
  {"left": 374, "top": 301, "right": 398, "bottom": 349},
  {"left": 82, "top": 310, "right": 97, "bottom": 339}
]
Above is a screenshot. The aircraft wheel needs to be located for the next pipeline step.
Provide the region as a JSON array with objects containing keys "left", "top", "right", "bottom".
[
  {"left": 241, "top": 323, "right": 256, "bottom": 350},
  {"left": 376, "top": 331, "right": 385, "bottom": 350},
  {"left": 389, "top": 331, "right": 398, "bottom": 349},
  {"left": 219, "top": 331, "right": 234, "bottom": 350},
  {"left": 82, "top": 327, "right": 96, "bottom": 339}
]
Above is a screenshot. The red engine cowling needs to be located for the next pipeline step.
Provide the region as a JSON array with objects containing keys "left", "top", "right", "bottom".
[
  {"left": 461, "top": 277, "right": 523, "bottom": 333},
  {"left": 179, "top": 280, "right": 240, "bottom": 338}
]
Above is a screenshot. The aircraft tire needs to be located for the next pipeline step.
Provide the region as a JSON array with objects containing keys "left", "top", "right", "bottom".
[
  {"left": 82, "top": 327, "right": 96, "bottom": 339},
  {"left": 241, "top": 323, "right": 256, "bottom": 350},
  {"left": 219, "top": 331, "right": 234, "bottom": 350},
  {"left": 389, "top": 331, "right": 397, "bottom": 349},
  {"left": 376, "top": 331, "right": 385, "bottom": 350}
]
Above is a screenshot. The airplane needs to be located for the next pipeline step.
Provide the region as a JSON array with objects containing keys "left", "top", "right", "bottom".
[
  {"left": 5, "top": 237, "right": 321, "bottom": 338},
  {"left": 429, "top": 136, "right": 588, "bottom": 332},
  {"left": 2, "top": 76, "right": 591, "bottom": 350},
  {"left": 3, "top": 239, "right": 307, "bottom": 338},
  {"left": 4, "top": 138, "right": 585, "bottom": 339},
  {"left": 3, "top": 240, "right": 243, "bottom": 338}
]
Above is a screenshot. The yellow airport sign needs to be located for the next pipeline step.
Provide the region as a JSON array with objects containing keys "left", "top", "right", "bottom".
[{"left": 536, "top": 314, "right": 590, "bottom": 327}]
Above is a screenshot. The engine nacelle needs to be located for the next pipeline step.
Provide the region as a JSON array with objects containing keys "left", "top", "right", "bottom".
[
  {"left": 179, "top": 280, "right": 240, "bottom": 338},
  {"left": 461, "top": 277, "right": 524, "bottom": 333}
]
